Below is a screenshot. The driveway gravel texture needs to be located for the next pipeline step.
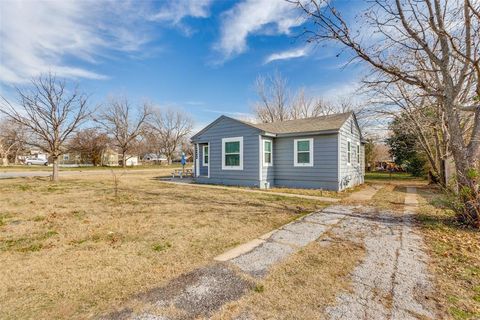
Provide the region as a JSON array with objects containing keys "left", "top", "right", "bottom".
[{"left": 101, "top": 190, "right": 439, "bottom": 320}]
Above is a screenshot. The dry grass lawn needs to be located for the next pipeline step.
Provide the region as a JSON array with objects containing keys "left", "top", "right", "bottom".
[
  {"left": 0, "top": 170, "right": 325, "bottom": 319},
  {"left": 417, "top": 186, "right": 480, "bottom": 320},
  {"left": 264, "top": 185, "right": 360, "bottom": 199}
]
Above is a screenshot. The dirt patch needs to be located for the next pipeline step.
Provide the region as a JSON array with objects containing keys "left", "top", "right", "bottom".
[{"left": 102, "top": 263, "right": 254, "bottom": 319}]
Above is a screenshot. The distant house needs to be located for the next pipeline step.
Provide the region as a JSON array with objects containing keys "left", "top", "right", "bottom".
[
  {"left": 124, "top": 156, "right": 139, "bottom": 166},
  {"left": 60, "top": 152, "right": 82, "bottom": 165},
  {"left": 143, "top": 153, "right": 167, "bottom": 165},
  {"left": 101, "top": 148, "right": 119, "bottom": 166},
  {"left": 191, "top": 112, "right": 364, "bottom": 191}
]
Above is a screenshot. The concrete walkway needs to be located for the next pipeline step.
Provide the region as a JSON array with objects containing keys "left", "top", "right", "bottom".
[
  {"left": 345, "top": 184, "right": 381, "bottom": 201},
  {"left": 101, "top": 187, "right": 438, "bottom": 320},
  {"left": 157, "top": 179, "right": 341, "bottom": 203}
]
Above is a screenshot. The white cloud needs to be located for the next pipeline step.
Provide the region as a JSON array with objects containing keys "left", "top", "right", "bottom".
[
  {"left": 321, "top": 81, "right": 362, "bottom": 102},
  {"left": 264, "top": 46, "right": 310, "bottom": 64},
  {"left": 151, "top": 0, "right": 212, "bottom": 25},
  {"left": 0, "top": 0, "right": 153, "bottom": 84},
  {"left": 215, "top": 0, "right": 305, "bottom": 60}
]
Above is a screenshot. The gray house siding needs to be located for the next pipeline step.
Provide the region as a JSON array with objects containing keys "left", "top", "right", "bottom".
[
  {"left": 273, "top": 134, "right": 339, "bottom": 190},
  {"left": 192, "top": 117, "right": 260, "bottom": 187},
  {"left": 338, "top": 115, "right": 364, "bottom": 190}
]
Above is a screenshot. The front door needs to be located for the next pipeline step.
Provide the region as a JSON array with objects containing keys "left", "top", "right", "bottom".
[{"left": 200, "top": 143, "right": 209, "bottom": 177}]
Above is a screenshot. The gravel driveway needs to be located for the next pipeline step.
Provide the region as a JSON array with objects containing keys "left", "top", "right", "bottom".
[
  {"left": 102, "top": 187, "right": 439, "bottom": 320},
  {"left": 326, "top": 188, "right": 438, "bottom": 319}
]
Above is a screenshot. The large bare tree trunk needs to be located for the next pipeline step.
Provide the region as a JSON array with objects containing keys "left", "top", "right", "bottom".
[
  {"left": 52, "top": 157, "right": 59, "bottom": 182},
  {"left": 445, "top": 99, "right": 480, "bottom": 227},
  {"left": 122, "top": 150, "right": 127, "bottom": 168}
]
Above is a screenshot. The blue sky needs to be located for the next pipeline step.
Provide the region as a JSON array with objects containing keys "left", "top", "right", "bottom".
[{"left": 0, "top": 0, "right": 367, "bottom": 129}]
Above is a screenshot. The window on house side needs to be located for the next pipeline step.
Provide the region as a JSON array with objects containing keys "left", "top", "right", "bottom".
[
  {"left": 357, "top": 144, "right": 360, "bottom": 164},
  {"left": 294, "top": 138, "right": 313, "bottom": 167},
  {"left": 347, "top": 141, "right": 351, "bottom": 165},
  {"left": 202, "top": 145, "right": 209, "bottom": 166},
  {"left": 264, "top": 140, "right": 272, "bottom": 166},
  {"left": 222, "top": 137, "right": 243, "bottom": 170}
]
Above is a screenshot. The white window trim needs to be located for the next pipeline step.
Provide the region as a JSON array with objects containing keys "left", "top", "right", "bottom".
[
  {"left": 222, "top": 137, "right": 243, "bottom": 170},
  {"left": 294, "top": 138, "right": 314, "bottom": 167},
  {"left": 195, "top": 143, "right": 200, "bottom": 177},
  {"left": 347, "top": 139, "right": 352, "bottom": 166},
  {"left": 263, "top": 139, "right": 273, "bottom": 167},
  {"left": 202, "top": 145, "right": 209, "bottom": 166},
  {"left": 356, "top": 142, "right": 360, "bottom": 165}
]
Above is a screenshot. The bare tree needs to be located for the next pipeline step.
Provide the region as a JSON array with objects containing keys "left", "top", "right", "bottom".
[
  {"left": 292, "top": 0, "right": 480, "bottom": 227},
  {"left": 253, "top": 71, "right": 291, "bottom": 122},
  {"left": 254, "top": 72, "right": 368, "bottom": 124},
  {"left": 69, "top": 128, "right": 109, "bottom": 166},
  {"left": 148, "top": 108, "right": 193, "bottom": 164},
  {"left": 0, "top": 74, "right": 90, "bottom": 181},
  {"left": 0, "top": 119, "right": 26, "bottom": 166},
  {"left": 371, "top": 81, "right": 451, "bottom": 184},
  {"left": 95, "top": 98, "right": 150, "bottom": 168}
]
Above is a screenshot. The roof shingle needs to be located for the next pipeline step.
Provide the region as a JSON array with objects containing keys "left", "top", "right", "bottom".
[{"left": 240, "top": 112, "right": 352, "bottom": 135}]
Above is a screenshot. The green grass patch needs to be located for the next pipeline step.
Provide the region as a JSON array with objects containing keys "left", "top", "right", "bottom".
[
  {"left": 0, "top": 230, "right": 58, "bottom": 252},
  {"left": 254, "top": 284, "right": 265, "bottom": 293},
  {"left": 17, "top": 184, "right": 32, "bottom": 191},
  {"left": 0, "top": 213, "right": 11, "bottom": 226},
  {"left": 32, "top": 215, "right": 46, "bottom": 222},
  {"left": 450, "top": 307, "right": 476, "bottom": 320},
  {"left": 152, "top": 242, "right": 172, "bottom": 252},
  {"left": 365, "top": 172, "right": 423, "bottom": 181}
]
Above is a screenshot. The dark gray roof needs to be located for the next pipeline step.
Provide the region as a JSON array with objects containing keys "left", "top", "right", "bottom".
[{"left": 240, "top": 112, "right": 353, "bottom": 135}]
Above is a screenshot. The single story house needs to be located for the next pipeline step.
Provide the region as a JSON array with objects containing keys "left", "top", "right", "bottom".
[
  {"left": 143, "top": 153, "right": 168, "bottom": 163},
  {"left": 191, "top": 112, "right": 365, "bottom": 191}
]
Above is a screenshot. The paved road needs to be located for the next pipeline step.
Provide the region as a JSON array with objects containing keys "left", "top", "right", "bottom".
[
  {"left": 0, "top": 169, "right": 169, "bottom": 179},
  {"left": 0, "top": 171, "right": 52, "bottom": 179}
]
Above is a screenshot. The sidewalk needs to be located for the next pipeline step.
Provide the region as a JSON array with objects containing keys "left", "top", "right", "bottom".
[{"left": 345, "top": 184, "right": 381, "bottom": 201}]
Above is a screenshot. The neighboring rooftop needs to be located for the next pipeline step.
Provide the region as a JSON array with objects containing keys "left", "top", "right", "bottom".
[{"left": 241, "top": 112, "right": 353, "bottom": 135}]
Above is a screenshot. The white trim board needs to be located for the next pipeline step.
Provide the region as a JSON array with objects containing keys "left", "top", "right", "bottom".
[{"left": 202, "top": 145, "right": 209, "bottom": 166}]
